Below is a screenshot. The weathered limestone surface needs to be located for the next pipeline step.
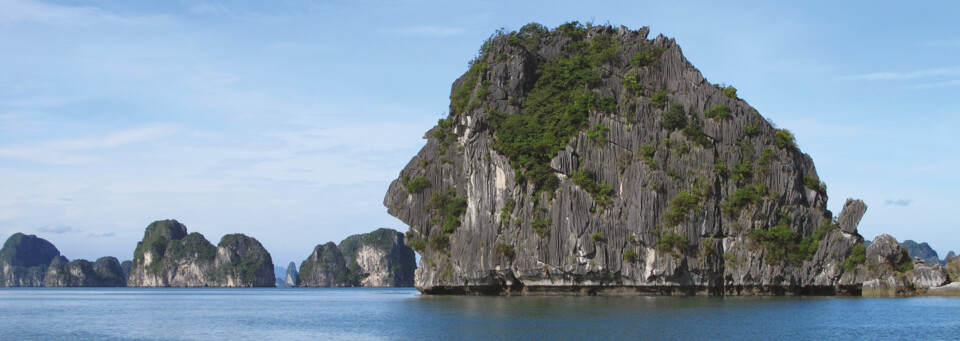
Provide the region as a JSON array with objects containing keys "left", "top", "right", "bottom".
[
  {"left": 127, "top": 220, "right": 275, "bottom": 287},
  {"left": 298, "top": 242, "right": 354, "bottom": 287},
  {"left": 384, "top": 24, "right": 869, "bottom": 295},
  {"left": 339, "top": 228, "right": 417, "bottom": 287}
]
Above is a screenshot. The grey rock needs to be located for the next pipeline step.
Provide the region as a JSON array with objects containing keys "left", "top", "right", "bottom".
[
  {"left": 858, "top": 235, "right": 948, "bottom": 296},
  {"left": 298, "top": 242, "right": 355, "bottom": 287},
  {"left": 383, "top": 24, "right": 867, "bottom": 296},
  {"left": 926, "top": 282, "right": 960, "bottom": 297},
  {"left": 865, "top": 234, "right": 910, "bottom": 268},
  {"left": 0, "top": 233, "right": 64, "bottom": 287},
  {"left": 837, "top": 199, "right": 867, "bottom": 234},
  {"left": 120, "top": 260, "right": 132, "bottom": 279},
  {"left": 910, "top": 258, "right": 948, "bottom": 289},
  {"left": 338, "top": 228, "right": 417, "bottom": 287},
  {"left": 213, "top": 234, "right": 275, "bottom": 287},
  {"left": 900, "top": 240, "right": 940, "bottom": 265},
  {"left": 946, "top": 256, "right": 959, "bottom": 283},
  {"left": 127, "top": 220, "right": 275, "bottom": 287},
  {"left": 43, "top": 257, "right": 125, "bottom": 287},
  {"left": 284, "top": 261, "right": 298, "bottom": 287}
]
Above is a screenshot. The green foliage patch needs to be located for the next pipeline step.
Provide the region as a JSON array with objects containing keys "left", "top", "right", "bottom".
[
  {"left": 773, "top": 129, "right": 796, "bottom": 149},
  {"left": 630, "top": 44, "right": 666, "bottom": 67},
  {"left": 705, "top": 104, "right": 732, "bottom": 120},
  {"left": 657, "top": 233, "right": 689, "bottom": 256},
  {"left": 662, "top": 104, "right": 687, "bottom": 130},
  {"left": 495, "top": 243, "right": 515, "bottom": 258},
  {"left": 650, "top": 90, "right": 668, "bottom": 109},
  {"left": 571, "top": 170, "right": 614, "bottom": 207},
  {"left": 802, "top": 175, "right": 827, "bottom": 196},
  {"left": 720, "top": 183, "right": 766, "bottom": 217},
  {"left": 842, "top": 243, "right": 867, "bottom": 271},
  {"left": 428, "top": 188, "right": 468, "bottom": 236}
]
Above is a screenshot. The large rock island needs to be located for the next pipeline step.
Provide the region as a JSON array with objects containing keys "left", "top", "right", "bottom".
[
  {"left": 298, "top": 228, "right": 416, "bottom": 287},
  {"left": 127, "top": 220, "right": 275, "bottom": 287},
  {"left": 384, "top": 22, "right": 870, "bottom": 295},
  {"left": 1, "top": 233, "right": 127, "bottom": 287}
]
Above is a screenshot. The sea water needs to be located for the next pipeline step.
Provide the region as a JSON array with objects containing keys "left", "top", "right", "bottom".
[{"left": 0, "top": 288, "right": 957, "bottom": 340}]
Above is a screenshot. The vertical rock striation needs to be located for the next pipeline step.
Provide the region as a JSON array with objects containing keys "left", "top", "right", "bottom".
[{"left": 384, "top": 22, "right": 868, "bottom": 295}]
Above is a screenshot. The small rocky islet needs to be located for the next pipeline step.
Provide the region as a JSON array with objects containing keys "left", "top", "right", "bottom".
[
  {"left": 0, "top": 220, "right": 417, "bottom": 288},
  {"left": 383, "top": 22, "right": 960, "bottom": 296}
]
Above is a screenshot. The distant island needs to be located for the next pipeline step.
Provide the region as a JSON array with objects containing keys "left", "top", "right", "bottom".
[
  {"left": 1, "top": 221, "right": 416, "bottom": 288},
  {"left": 383, "top": 22, "right": 959, "bottom": 296}
]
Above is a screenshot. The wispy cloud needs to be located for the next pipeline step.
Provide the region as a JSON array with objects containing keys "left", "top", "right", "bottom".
[
  {"left": 38, "top": 224, "right": 74, "bottom": 234},
  {"left": 0, "top": 0, "right": 168, "bottom": 27},
  {"left": 398, "top": 25, "right": 464, "bottom": 37},
  {"left": 914, "top": 79, "right": 960, "bottom": 89},
  {"left": 0, "top": 123, "right": 181, "bottom": 164},
  {"left": 86, "top": 232, "right": 115, "bottom": 238},
  {"left": 885, "top": 199, "right": 913, "bottom": 206},
  {"left": 849, "top": 67, "right": 960, "bottom": 81}
]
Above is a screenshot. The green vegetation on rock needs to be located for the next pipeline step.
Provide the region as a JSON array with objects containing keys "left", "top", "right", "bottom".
[
  {"left": 429, "top": 188, "right": 468, "bottom": 235},
  {"left": 661, "top": 104, "right": 686, "bottom": 130},
  {"left": 571, "top": 170, "right": 614, "bottom": 207},
  {"left": 657, "top": 233, "right": 689, "bottom": 257},
  {"left": 842, "top": 243, "right": 867, "bottom": 271},
  {"left": 705, "top": 104, "right": 732, "bottom": 120},
  {"left": 773, "top": 129, "right": 796, "bottom": 149}
]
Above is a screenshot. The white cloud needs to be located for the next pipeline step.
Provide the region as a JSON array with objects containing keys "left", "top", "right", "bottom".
[
  {"left": 0, "top": 123, "right": 181, "bottom": 164},
  {"left": 0, "top": 0, "right": 168, "bottom": 27},
  {"left": 38, "top": 224, "right": 73, "bottom": 234},
  {"left": 885, "top": 199, "right": 913, "bottom": 206},
  {"left": 849, "top": 67, "right": 960, "bottom": 81}
]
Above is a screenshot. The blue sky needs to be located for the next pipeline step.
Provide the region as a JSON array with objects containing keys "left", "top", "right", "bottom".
[{"left": 1, "top": 0, "right": 958, "bottom": 265}]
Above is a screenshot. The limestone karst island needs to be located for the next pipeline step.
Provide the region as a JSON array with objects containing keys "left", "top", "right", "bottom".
[
  {"left": 1, "top": 23, "right": 957, "bottom": 298},
  {"left": 383, "top": 23, "right": 960, "bottom": 296}
]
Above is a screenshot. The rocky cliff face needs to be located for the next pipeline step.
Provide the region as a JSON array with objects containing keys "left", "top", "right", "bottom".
[
  {"left": 384, "top": 23, "right": 867, "bottom": 295},
  {"left": 845, "top": 234, "right": 950, "bottom": 297},
  {"left": 1, "top": 233, "right": 65, "bottom": 287},
  {"left": 42, "top": 256, "right": 126, "bottom": 287},
  {"left": 284, "top": 261, "right": 298, "bottom": 287},
  {"left": 899, "top": 240, "right": 940, "bottom": 265},
  {"left": 127, "top": 220, "right": 275, "bottom": 287},
  {"left": 213, "top": 234, "right": 275, "bottom": 287},
  {"left": 338, "top": 228, "right": 417, "bottom": 287},
  {"left": 298, "top": 242, "right": 355, "bottom": 287}
]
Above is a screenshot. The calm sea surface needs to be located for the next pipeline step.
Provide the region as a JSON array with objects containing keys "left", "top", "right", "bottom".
[{"left": 0, "top": 288, "right": 957, "bottom": 340}]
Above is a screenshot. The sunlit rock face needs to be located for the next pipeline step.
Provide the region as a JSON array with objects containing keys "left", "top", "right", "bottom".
[{"left": 384, "top": 23, "right": 868, "bottom": 295}]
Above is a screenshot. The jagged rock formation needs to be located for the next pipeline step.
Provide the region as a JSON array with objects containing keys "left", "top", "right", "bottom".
[
  {"left": 1, "top": 233, "right": 66, "bottom": 287},
  {"left": 944, "top": 254, "right": 959, "bottom": 283},
  {"left": 298, "top": 242, "right": 355, "bottom": 287},
  {"left": 338, "top": 228, "right": 417, "bottom": 287},
  {"left": 127, "top": 220, "right": 275, "bottom": 287},
  {"left": 274, "top": 264, "right": 288, "bottom": 287},
  {"left": 298, "top": 228, "right": 416, "bottom": 287},
  {"left": 1, "top": 233, "right": 128, "bottom": 287},
  {"left": 284, "top": 261, "right": 298, "bottom": 287},
  {"left": 900, "top": 240, "right": 940, "bottom": 265},
  {"left": 43, "top": 256, "right": 126, "bottom": 287},
  {"left": 120, "top": 260, "right": 132, "bottom": 279},
  {"left": 384, "top": 22, "right": 868, "bottom": 295},
  {"left": 847, "top": 234, "right": 949, "bottom": 296},
  {"left": 213, "top": 234, "right": 275, "bottom": 287}
]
